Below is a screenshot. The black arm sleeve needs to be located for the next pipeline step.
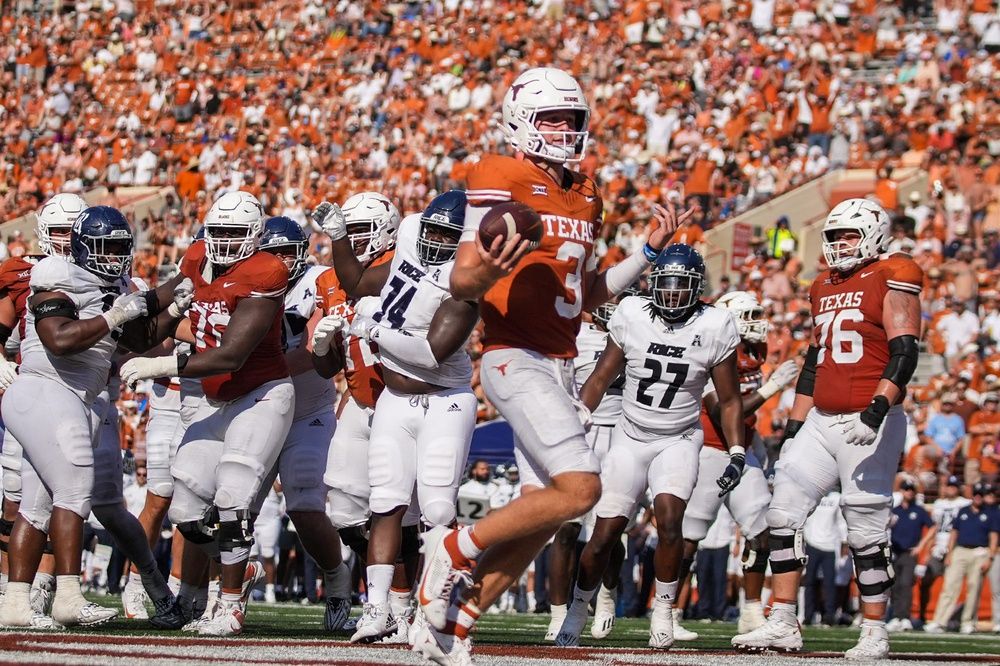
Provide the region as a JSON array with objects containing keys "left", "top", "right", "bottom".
[
  {"left": 32, "top": 298, "right": 79, "bottom": 322},
  {"left": 794, "top": 345, "right": 819, "bottom": 397},
  {"left": 881, "top": 334, "right": 919, "bottom": 390},
  {"left": 0, "top": 323, "right": 11, "bottom": 347}
]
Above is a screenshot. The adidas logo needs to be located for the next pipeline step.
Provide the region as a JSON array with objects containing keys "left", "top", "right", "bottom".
[
  {"left": 447, "top": 403, "right": 461, "bottom": 413},
  {"left": 309, "top": 418, "right": 324, "bottom": 426}
]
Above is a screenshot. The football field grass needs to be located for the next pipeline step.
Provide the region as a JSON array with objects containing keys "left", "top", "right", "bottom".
[{"left": 2, "top": 596, "right": 998, "bottom": 664}]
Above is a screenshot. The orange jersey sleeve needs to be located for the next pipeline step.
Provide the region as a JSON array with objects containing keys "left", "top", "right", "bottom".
[
  {"left": 0, "top": 256, "right": 36, "bottom": 327},
  {"left": 465, "top": 154, "right": 603, "bottom": 358}
]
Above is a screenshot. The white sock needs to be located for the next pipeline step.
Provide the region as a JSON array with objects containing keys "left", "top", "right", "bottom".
[
  {"left": 365, "top": 564, "right": 394, "bottom": 607},
  {"left": 654, "top": 579, "right": 678, "bottom": 607},
  {"left": 771, "top": 600, "right": 797, "bottom": 624},
  {"left": 388, "top": 587, "right": 413, "bottom": 618},
  {"left": 0, "top": 572, "right": 8, "bottom": 594},
  {"left": 551, "top": 603, "right": 567, "bottom": 617},
  {"left": 5, "top": 581, "right": 30, "bottom": 604},
  {"left": 457, "top": 527, "right": 484, "bottom": 560},
  {"left": 862, "top": 617, "right": 886, "bottom": 629},
  {"left": 167, "top": 575, "right": 182, "bottom": 596},
  {"left": 265, "top": 583, "right": 275, "bottom": 595},
  {"left": 54, "top": 575, "right": 84, "bottom": 603}
]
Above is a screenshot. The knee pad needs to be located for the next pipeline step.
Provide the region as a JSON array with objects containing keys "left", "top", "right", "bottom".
[
  {"left": 2, "top": 468, "right": 21, "bottom": 504},
  {"left": 420, "top": 500, "right": 456, "bottom": 528},
  {"left": 768, "top": 529, "right": 807, "bottom": 574},
  {"left": 145, "top": 465, "right": 174, "bottom": 499},
  {"left": 217, "top": 509, "right": 254, "bottom": 565},
  {"left": 328, "top": 490, "right": 370, "bottom": 529},
  {"left": 214, "top": 459, "right": 267, "bottom": 511},
  {"left": 338, "top": 524, "right": 369, "bottom": 562},
  {"left": 177, "top": 506, "right": 219, "bottom": 546},
  {"left": 766, "top": 475, "right": 812, "bottom": 533},
  {"left": 681, "top": 513, "right": 711, "bottom": 543},
  {"left": 399, "top": 524, "right": 420, "bottom": 561},
  {"left": 742, "top": 533, "right": 770, "bottom": 574},
  {"left": 852, "top": 542, "right": 894, "bottom": 604}
]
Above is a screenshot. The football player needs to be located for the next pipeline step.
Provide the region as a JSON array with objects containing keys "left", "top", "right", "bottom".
[
  {"left": 556, "top": 244, "right": 743, "bottom": 649},
  {"left": 321, "top": 191, "right": 480, "bottom": 644},
  {"left": 310, "top": 191, "right": 400, "bottom": 631},
  {"left": 0, "top": 193, "right": 81, "bottom": 615},
  {"left": 677, "top": 291, "right": 798, "bottom": 634},
  {"left": 120, "top": 190, "right": 296, "bottom": 636},
  {"left": 732, "top": 198, "right": 922, "bottom": 659},
  {"left": 257, "top": 216, "right": 352, "bottom": 630},
  {"left": 414, "top": 67, "right": 683, "bottom": 664},
  {"left": 544, "top": 297, "right": 631, "bottom": 642},
  {"left": 0, "top": 206, "right": 150, "bottom": 628}
]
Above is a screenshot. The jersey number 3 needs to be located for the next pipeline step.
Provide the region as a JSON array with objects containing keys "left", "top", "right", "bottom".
[
  {"left": 637, "top": 359, "right": 688, "bottom": 409},
  {"left": 814, "top": 308, "right": 863, "bottom": 364}
]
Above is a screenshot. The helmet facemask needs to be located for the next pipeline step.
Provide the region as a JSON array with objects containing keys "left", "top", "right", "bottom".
[
  {"left": 78, "top": 231, "right": 134, "bottom": 280},
  {"left": 205, "top": 223, "right": 260, "bottom": 266},
  {"left": 651, "top": 267, "right": 704, "bottom": 321},
  {"left": 416, "top": 213, "right": 462, "bottom": 266}
]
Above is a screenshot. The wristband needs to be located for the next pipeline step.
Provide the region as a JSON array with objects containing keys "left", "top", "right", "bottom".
[
  {"left": 142, "top": 290, "right": 159, "bottom": 316},
  {"left": 642, "top": 243, "right": 660, "bottom": 262},
  {"left": 758, "top": 379, "right": 783, "bottom": 400},
  {"left": 176, "top": 353, "right": 190, "bottom": 374},
  {"left": 859, "top": 395, "right": 891, "bottom": 431},
  {"left": 728, "top": 445, "right": 746, "bottom": 458}
]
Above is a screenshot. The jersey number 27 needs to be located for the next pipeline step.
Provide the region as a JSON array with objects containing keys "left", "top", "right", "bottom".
[{"left": 637, "top": 359, "right": 688, "bottom": 409}]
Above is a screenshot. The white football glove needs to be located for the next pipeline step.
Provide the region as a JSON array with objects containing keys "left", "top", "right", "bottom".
[
  {"left": 571, "top": 397, "right": 593, "bottom": 433},
  {"left": 102, "top": 291, "right": 149, "bottom": 330},
  {"left": 167, "top": 277, "right": 195, "bottom": 318},
  {"left": 843, "top": 413, "right": 879, "bottom": 446},
  {"left": 312, "top": 314, "right": 347, "bottom": 357},
  {"left": 759, "top": 359, "right": 800, "bottom": 399},
  {"left": 348, "top": 314, "right": 377, "bottom": 342},
  {"left": 0, "top": 357, "right": 17, "bottom": 391},
  {"left": 120, "top": 355, "right": 181, "bottom": 390},
  {"left": 313, "top": 201, "right": 347, "bottom": 241}
]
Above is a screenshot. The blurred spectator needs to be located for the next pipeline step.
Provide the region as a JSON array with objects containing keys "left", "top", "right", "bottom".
[
  {"left": 802, "top": 491, "right": 846, "bottom": 626},
  {"left": 918, "top": 476, "right": 971, "bottom": 626},
  {"left": 923, "top": 393, "right": 967, "bottom": 459},
  {"left": 966, "top": 393, "right": 1000, "bottom": 490},
  {"left": 887, "top": 479, "right": 934, "bottom": 633},
  {"left": 766, "top": 216, "right": 796, "bottom": 260},
  {"left": 694, "top": 505, "right": 734, "bottom": 621}
]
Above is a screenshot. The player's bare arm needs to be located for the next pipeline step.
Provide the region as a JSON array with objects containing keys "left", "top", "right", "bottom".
[
  {"left": 370, "top": 297, "right": 479, "bottom": 371},
  {"left": 32, "top": 289, "right": 145, "bottom": 356},
  {"left": 450, "top": 229, "right": 533, "bottom": 302},
  {"left": 710, "top": 351, "right": 744, "bottom": 451},
  {"left": 178, "top": 296, "right": 283, "bottom": 377},
  {"left": 330, "top": 240, "right": 391, "bottom": 298},
  {"left": 582, "top": 203, "right": 691, "bottom": 311},
  {"left": 579, "top": 338, "right": 626, "bottom": 413},
  {"left": 285, "top": 303, "right": 322, "bottom": 376},
  {"left": 118, "top": 273, "right": 190, "bottom": 352}
]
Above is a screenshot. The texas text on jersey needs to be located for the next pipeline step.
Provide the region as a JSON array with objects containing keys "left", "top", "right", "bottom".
[
  {"left": 809, "top": 253, "right": 923, "bottom": 413},
  {"left": 315, "top": 251, "right": 393, "bottom": 410},
  {"left": 465, "top": 154, "right": 603, "bottom": 359},
  {"left": 701, "top": 340, "right": 767, "bottom": 452},
  {"left": 179, "top": 239, "right": 289, "bottom": 402}
]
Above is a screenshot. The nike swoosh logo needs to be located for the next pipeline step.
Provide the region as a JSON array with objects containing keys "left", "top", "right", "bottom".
[
  {"left": 585, "top": 196, "right": 596, "bottom": 202},
  {"left": 860, "top": 272, "right": 874, "bottom": 278},
  {"left": 223, "top": 281, "right": 238, "bottom": 288}
]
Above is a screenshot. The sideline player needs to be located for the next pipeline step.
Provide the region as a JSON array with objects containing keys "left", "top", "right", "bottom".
[
  {"left": 414, "top": 66, "right": 684, "bottom": 664},
  {"left": 556, "top": 244, "right": 743, "bottom": 649},
  {"left": 121, "top": 190, "right": 295, "bottom": 636},
  {"left": 677, "top": 291, "right": 798, "bottom": 634},
  {"left": 732, "top": 198, "right": 922, "bottom": 659}
]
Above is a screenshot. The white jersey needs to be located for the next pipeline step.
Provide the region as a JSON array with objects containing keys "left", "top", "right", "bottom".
[
  {"left": 19, "top": 256, "right": 130, "bottom": 405},
  {"left": 608, "top": 297, "right": 740, "bottom": 440},
  {"left": 372, "top": 213, "right": 472, "bottom": 388},
  {"left": 283, "top": 264, "right": 335, "bottom": 419},
  {"left": 575, "top": 323, "right": 623, "bottom": 426},
  {"left": 931, "top": 496, "right": 972, "bottom": 559},
  {"left": 456, "top": 478, "right": 499, "bottom": 525}
]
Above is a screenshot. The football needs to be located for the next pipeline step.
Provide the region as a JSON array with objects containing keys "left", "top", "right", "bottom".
[{"left": 478, "top": 201, "right": 544, "bottom": 250}]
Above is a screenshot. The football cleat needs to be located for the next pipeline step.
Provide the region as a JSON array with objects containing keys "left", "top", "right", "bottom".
[
  {"left": 382, "top": 605, "right": 414, "bottom": 644},
  {"left": 122, "top": 577, "right": 150, "bottom": 620},
  {"left": 350, "top": 602, "right": 396, "bottom": 643},
  {"left": 323, "top": 596, "right": 352, "bottom": 632},
  {"left": 417, "top": 526, "right": 472, "bottom": 630},
  {"left": 732, "top": 612, "right": 803, "bottom": 652},
  {"left": 845, "top": 623, "right": 890, "bottom": 660},
  {"left": 673, "top": 608, "right": 699, "bottom": 641},
  {"left": 648, "top": 600, "right": 674, "bottom": 649},
  {"left": 545, "top": 604, "right": 566, "bottom": 641},
  {"left": 411, "top": 623, "right": 475, "bottom": 666},
  {"left": 555, "top": 601, "right": 588, "bottom": 647},
  {"left": 197, "top": 599, "right": 244, "bottom": 637},
  {"left": 52, "top": 599, "right": 118, "bottom": 628},
  {"left": 149, "top": 595, "right": 185, "bottom": 630},
  {"left": 240, "top": 561, "right": 266, "bottom": 613},
  {"left": 590, "top": 585, "right": 617, "bottom": 639},
  {"left": 30, "top": 578, "right": 55, "bottom": 616}
]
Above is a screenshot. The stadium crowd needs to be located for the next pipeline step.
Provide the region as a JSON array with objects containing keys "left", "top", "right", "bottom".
[{"left": 1, "top": 0, "right": 1000, "bottom": 641}]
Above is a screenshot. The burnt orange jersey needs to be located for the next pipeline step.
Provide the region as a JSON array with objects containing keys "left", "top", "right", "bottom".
[
  {"left": 0, "top": 255, "right": 40, "bottom": 336},
  {"left": 810, "top": 254, "right": 923, "bottom": 413},
  {"left": 180, "top": 240, "right": 290, "bottom": 402},
  {"left": 466, "top": 154, "right": 603, "bottom": 359},
  {"left": 701, "top": 340, "right": 767, "bottom": 451},
  {"left": 314, "top": 251, "right": 394, "bottom": 410}
]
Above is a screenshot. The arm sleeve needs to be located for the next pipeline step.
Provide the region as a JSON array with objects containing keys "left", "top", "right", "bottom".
[{"left": 371, "top": 327, "right": 439, "bottom": 369}]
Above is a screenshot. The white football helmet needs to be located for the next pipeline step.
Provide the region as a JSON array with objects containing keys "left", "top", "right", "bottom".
[
  {"left": 203, "top": 191, "right": 265, "bottom": 265},
  {"left": 821, "top": 198, "right": 890, "bottom": 272},
  {"left": 715, "top": 290, "right": 768, "bottom": 343},
  {"left": 341, "top": 192, "right": 401, "bottom": 264},
  {"left": 37, "top": 192, "right": 87, "bottom": 257},
  {"left": 500, "top": 67, "right": 590, "bottom": 164}
]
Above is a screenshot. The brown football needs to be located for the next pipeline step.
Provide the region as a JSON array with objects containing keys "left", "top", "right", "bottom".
[{"left": 478, "top": 201, "right": 544, "bottom": 250}]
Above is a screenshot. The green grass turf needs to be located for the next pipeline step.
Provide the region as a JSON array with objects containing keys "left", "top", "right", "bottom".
[{"left": 79, "top": 595, "right": 1000, "bottom": 656}]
